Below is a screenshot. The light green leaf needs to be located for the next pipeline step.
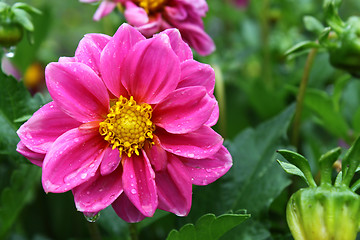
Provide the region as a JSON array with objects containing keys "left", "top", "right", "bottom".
[
  {"left": 277, "top": 160, "right": 309, "bottom": 186},
  {"left": 12, "top": 8, "right": 34, "bottom": 31},
  {"left": 166, "top": 212, "right": 250, "bottom": 240},
  {"left": 319, "top": 147, "right": 341, "bottom": 185},
  {"left": 303, "top": 16, "right": 324, "bottom": 34},
  {"left": 285, "top": 41, "right": 320, "bottom": 56},
  {"left": 12, "top": 3, "right": 42, "bottom": 15},
  {"left": 277, "top": 150, "right": 316, "bottom": 187},
  {"left": 342, "top": 136, "right": 360, "bottom": 186}
]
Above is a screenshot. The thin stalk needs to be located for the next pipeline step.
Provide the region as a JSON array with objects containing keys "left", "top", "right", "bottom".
[
  {"left": 260, "top": 0, "right": 272, "bottom": 88},
  {"left": 291, "top": 48, "right": 318, "bottom": 149},
  {"left": 87, "top": 222, "right": 102, "bottom": 240},
  {"left": 129, "top": 223, "right": 138, "bottom": 240}
]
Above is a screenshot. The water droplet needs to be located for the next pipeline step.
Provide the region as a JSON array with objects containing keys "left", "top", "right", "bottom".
[
  {"left": 131, "top": 189, "right": 137, "bottom": 194},
  {"left": 130, "top": 174, "right": 134, "bottom": 179},
  {"left": 74, "top": 138, "right": 79, "bottom": 143},
  {"left": 81, "top": 173, "right": 87, "bottom": 179},
  {"left": 188, "top": 153, "right": 195, "bottom": 158},
  {"left": 205, "top": 169, "right": 212, "bottom": 173},
  {"left": 4, "top": 46, "right": 16, "bottom": 58},
  {"left": 84, "top": 212, "right": 101, "bottom": 223},
  {"left": 90, "top": 164, "right": 95, "bottom": 168}
]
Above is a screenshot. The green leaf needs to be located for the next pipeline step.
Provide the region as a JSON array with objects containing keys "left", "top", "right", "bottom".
[
  {"left": 277, "top": 150, "right": 317, "bottom": 187},
  {"left": 12, "top": 8, "right": 34, "bottom": 31},
  {"left": 303, "top": 88, "right": 350, "bottom": 141},
  {"left": 12, "top": 3, "right": 42, "bottom": 15},
  {"left": 342, "top": 136, "right": 360, "bottom": 186},
  {"left": 0, "top": 71, "right": 44, "bottom": 160},
  {"left": 0, "top": 2, "right": 8, "bottom": 12},
  {"left": 166, "top": 212, "right": 250, "bottom": 240},
  {"left": 303, "top": 16, "right": 324, "bottom": 34},
  {"left": 0, "top": 164, "right": 41, "bottom": 238},
  {"left": 319, "top": 147, "right": 341, "bottom": 185},
  {"left": 277, "top": 160, "right": 309, "bottom": 186},
  {"left": 285, "top": 41, "right": 320, "bottom": 56}
]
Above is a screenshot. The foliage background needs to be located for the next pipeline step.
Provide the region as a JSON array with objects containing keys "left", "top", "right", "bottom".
[{"left": 1, "top": 0, "right": 360, "bottom": 239}]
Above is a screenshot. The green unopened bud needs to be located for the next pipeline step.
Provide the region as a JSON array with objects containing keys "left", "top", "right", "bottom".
[
  {"left": 287, "top": 186, "right": 360, "bottom": 240},
  {"left": 327, "top": 16, "right": 360, "bottom": 77}
]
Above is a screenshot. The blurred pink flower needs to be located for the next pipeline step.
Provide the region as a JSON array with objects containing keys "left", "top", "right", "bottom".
[
  {"left": 81, "top": 0, "right": 215, "bottom": 56},
  {"left": 17, "top": 24, "right": 232, "bottom": 222},
  {"left": 233, "top": 0, "right": 248, "bottom": 8}
]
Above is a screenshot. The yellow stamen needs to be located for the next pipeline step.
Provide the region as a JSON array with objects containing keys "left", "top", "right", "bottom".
[
  {"left": 99, "top": 96, "right": 155, "bottom": 157},
  {"left": 135, "top": 0, "right": 168, "bottom": 14}
]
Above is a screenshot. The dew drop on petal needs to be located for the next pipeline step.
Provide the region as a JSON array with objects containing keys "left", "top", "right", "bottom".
[
  {"left": 188, "top": 153, "right": 195, "bottom": 158},
  {"left": 131, "top": 189, "right": 137, "bottom": 194},
  {"left": 84, "top": 212, "right": 101, "bottom": 223},
  {"left": 81, "top": 173, "right": 87, "bottom": 179}
]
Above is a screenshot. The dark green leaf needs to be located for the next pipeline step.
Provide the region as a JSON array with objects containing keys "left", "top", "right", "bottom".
[
  {"left": 0, "top": 164, "right": 41, "bottom": 238},
  {"left": 342, "top": 136, "right": 360, "bottom": 186},
  {"left": 166, "top": 212, "right": 250, "bottom": 240}
]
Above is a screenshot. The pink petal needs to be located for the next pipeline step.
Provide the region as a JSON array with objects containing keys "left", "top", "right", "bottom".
[
  {"left": 16, "top": 141, "right": 45, "bottom": 167},
  {"left": 100, "top": 147, "right": 121, "bottom": 176},
  {"left": 135, "top": 15, "right": 162, "bottom": 37},
  {"left": 17, "top": 102, "right": 80, "bottom": 154},
  {"left": 121, "top": 33, "right": 181, "bottom": 104},
  {"left": 161, "top": 29, "right": 193, "bottom": 62},
  {"left": 93, "top": 1, "right": 116, "bottom": 21},
  {"left": 156, "top": 154, "right": 192, "bottom": 216},
  {"left": 153, "top": 86, "right": 216, "bottom": 134},
  {"left": 112, "top": 193, "right": 146, "bottom": 223},
  {"left": 176, "top": 23, "right": 215, "bottom": 56},
  {"left": 59, "top": 57, "right": 76, "bottom": 63},
  {"left": 100, "top": 24, "right": 145, "bottom": 97},
  {"left": 122, "top": 152, "right": 158, "bottom": 217},
  {"left": 178, "top": 59, "right": 215, "bottom": 95},
  {"left": 157, "top": 126, "right": 223, "bottom": 159},
  {"left": 75, "top": 33, "right": 111, "bottom": 75},
  {"left": 42, "top": 128, "right": 107, "bottom": 193},
  {"left": 144, "top": 136, "right": 168, "bottom": 172},
  {"left": 73, "top": 166, "right": 123, "bottom": 212},
  {"left": 182, "top": 145, "right": 232, "bottom": 185},
  {"left": 124, "top": 1, "right": 149, "bottom": 26},
  {"left": 45, "top": 62, "right": 109, "bottom": 123},
  {"left": 205, "top": 100, "right": 219, "bottom": 127}
]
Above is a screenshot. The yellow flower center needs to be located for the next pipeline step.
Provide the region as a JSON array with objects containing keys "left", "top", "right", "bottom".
[
  {"left": 135, "top": 0, "right": 168, "bottom": 14},
  {"left": 99, "top": 96, "right": 155, "bottom": 157}
]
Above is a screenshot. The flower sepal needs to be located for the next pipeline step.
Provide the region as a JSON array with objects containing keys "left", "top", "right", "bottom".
[{"left": 287, "top": 186, "right": 360, "bottom": 240}]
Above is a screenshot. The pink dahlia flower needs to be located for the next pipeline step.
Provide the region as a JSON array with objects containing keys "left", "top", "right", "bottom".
[
  {"left": 81, "top": 0, "right": 215, "bottom": 56},
  {"left": 17, "top": 24, "right": 232, "bottom": 222}
]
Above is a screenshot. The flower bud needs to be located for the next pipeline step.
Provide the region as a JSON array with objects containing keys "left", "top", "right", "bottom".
[{"left": 287, "top": 186, "right": 360, "bottom": 240}]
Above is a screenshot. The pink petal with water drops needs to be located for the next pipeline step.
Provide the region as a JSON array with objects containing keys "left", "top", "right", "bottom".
[
  {"left": 100, "top": 23, "right": 145, "bottom": 97},
  {"left": 178, "top": 59, "right": 215, "bottom": 95},
  {"left": 100, "top": 147, "right": 121, "bottom": 176},
  {"left": 112, "top": 193, "right": 146, "bottom": 223},
  {"left": 16, "top": 141, "right": 45, "bottom": 167},
  {"left": 144, "top": 136, "right": 168, "bottom": 172},
  {"left": 17, "top": 101, "right": 80, "bottom": 154},
  {"left": 182, "top": 146, "right": 232, "bottom": 185},
  {"left": 157, "top": 126, "right": 223, "bottom": 159},
  {"left": 73, "top": 166, "right": 123, "bottom": 212},
  {"left": 122, "top": 152, "right": 158, "bottom": 217},
  {"left": 124, "top": 1, "right": 149, "bottom": 26},
  {"left": 161, "top": 29, "right": 193, "bottom": 62},
  {"left": 156, "top": 154, "right": 192, "bottom": 216},
  {"left": 42, "top": 128, "right": 107, "bottom": 193},
  {"left": 46, "top": 62, "right": 109, "bottom": 123},
  {"left": 204, "top": 100, "right": 219, "bottom": 127},
  {"left": 153, "top": 86, "right": 215, "bottom": 134},
  {"left": 75, "top": 33, "right": 111, "bottom": 75},
  {"left": 59, "top": 57, "right": 76, "bottom": 63},
  {"left": 121, "top": 33, "right": 180, "bottom": 104}
]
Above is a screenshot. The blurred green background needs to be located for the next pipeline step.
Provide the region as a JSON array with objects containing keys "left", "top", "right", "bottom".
[{"left": 2, "top": 0, "right": 360, "bottom": 239}]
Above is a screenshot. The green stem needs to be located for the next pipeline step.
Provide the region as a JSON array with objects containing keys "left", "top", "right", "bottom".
[
  {"left": 129, "top": 223, "right": 138, "bottom": 240},
  {"left": 260, "top": 0, "right": 271, "bottom": 88},
  {"left": 291, "top": 48, "right": 318, "bottom": 149},
  {"left": 87, "top": 222, "right": 102, "bottom": 240}
]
